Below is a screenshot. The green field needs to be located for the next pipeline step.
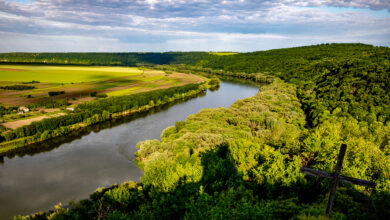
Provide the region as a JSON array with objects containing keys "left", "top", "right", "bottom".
[
  {"left": 209, "top": 52, "right": 239, "bottom": 56},
  {"left": 0, "top": 65, "right": 205, "bottom": 107},
  {"left": 0, "top": 65, "right": 143, "bottom": 83}
]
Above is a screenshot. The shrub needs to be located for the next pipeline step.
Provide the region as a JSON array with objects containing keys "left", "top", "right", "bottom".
[{"left": 48, "top": 91, "right": 65, "bottom": 96}]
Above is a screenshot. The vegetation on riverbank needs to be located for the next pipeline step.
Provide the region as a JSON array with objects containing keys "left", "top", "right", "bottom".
[
  {"left": 20, "top": 77, "right": 390, "bottom": 219},
  {"left": 6, "top": 44, "right": 390, "bottom": 219},
  {"left": 0, "top": 80, "right": 218, "bottom": 155},
  {"left": 0, "top": 64, "right": 209, "bottom": 154}
]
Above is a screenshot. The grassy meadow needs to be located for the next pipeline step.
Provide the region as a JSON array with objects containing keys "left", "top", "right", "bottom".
[
  {"left": 0, "top": 65, "right": 205, "bottom": 107},
  {"left": 208, "top": 52, "right": 238, "bottom": 56},
  {"left": 0, "top": 65, "right": 205, "bottom": 130},
  {"left": 0, "top": 65, "right": 143, "bottom": 83}
]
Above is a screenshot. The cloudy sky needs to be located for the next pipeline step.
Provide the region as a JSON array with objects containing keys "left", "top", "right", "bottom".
[{"left": 0, "top": 0, "right": 389, "bottom": 52}]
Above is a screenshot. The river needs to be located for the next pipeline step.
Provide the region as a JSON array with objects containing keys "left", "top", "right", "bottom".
[{"left": 0, "top": 80, "right": 259, "bottom": 219}]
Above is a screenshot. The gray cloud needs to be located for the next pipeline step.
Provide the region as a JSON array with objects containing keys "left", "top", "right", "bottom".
[
  {"left": 325, "top": 0, "right": 390, "bottom": 11},
  {"left": 274, "top": 0, "right": 390, "bottom": 11},
  {"left": 0, "top": 0, "right": 389, "bottom": 52}
]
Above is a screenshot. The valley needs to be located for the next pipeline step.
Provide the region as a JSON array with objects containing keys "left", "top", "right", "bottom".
[{"left": 0, "top": 44, "right": 389, "bottom": 219}]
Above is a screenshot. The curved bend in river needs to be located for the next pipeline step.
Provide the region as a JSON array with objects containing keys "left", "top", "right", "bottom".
[{"left": 0, "top": 80, "right": 259, "bottom": 219}]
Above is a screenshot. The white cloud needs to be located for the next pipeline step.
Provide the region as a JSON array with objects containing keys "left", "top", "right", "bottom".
[
  {"left": 0, "top": 31, "right": 127, "bottom": 52},
  {"left": 0, "top": 0, "right": 388, "bottom": 52},
  {"left": 1, "top": 27, "right": 388, "bottom": 53}
]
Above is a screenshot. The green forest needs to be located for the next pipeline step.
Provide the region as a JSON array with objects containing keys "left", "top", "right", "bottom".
[{"left": 3, "top": 43, "right": 390, "bottom": 219}]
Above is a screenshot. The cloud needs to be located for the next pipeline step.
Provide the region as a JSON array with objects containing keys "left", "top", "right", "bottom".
[
  {"left": 274, "top": 0, "right": 390, "bottom": 11},
  {"left": 0, "top": 31, "right": 127, "bottom": 52},
  {"left": 0, "top": 0, "right": 389, "bottom": 52},
  {"left": 325, "top": 0, "right": 390, "bottom": 11}
]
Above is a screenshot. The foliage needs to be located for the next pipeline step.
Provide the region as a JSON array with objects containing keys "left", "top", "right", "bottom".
[
  {"left": 0, "top": 105, "right": 17, "bottom": 117},
  {"left": 27, "top": 100, "right": 69, "bottom": 109},
  {"left": 2, "top": 44, "right": 388, "bottom": 85},
  {"left": 208, "top": 76, "right": 221, "bottom": 86},
  {"left": 136, "top": 79, "right": 306, "bottom": 191},
  {"left": 0, "top": 83, "right": 208, "bottom": 148},
  {"left": 21, "top": 80, "right": 40, "bottom": 84},
  {"left": 9, "top": 44, "right": 390, "bottom": 219},
  {"left": 298, "top": 58, "right": 390, "bottom": 126},
  {"left": 48, "top": 91, "right": 65, "bottom": 97},
  {"left": 77, "top": 83, "right": 203, "bottom": 115},
  {"left": 27, "top": 78, "right": 390, "bottom": 219},
  {"left": 0, "top": 85, "right": 35, "bottom": 90},
  {"left": 90, "top": 91, "right": 98, "bottom": 97}
]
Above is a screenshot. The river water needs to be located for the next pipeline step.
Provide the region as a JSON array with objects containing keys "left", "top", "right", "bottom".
[{"left": 0, "top": 80, "right": 259, "bottom": 219}]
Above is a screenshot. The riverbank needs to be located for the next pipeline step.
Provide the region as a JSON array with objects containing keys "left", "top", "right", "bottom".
[
  {"left": 22, "top": 74, "right": 390, "bottom": 219},
  {"left": 0, "top": 79, "right": 219, "bottom": 155},
  {"left": 20, "top": 77, "right": 307, "bottom": 219},
  {"left": 1, "top": 79, "right": 259, "bottom": 220}
]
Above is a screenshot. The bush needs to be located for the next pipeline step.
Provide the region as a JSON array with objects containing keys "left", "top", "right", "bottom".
[
  {"left": 208, "top": 76, "right": 221, "bottom": 86},
  {"left": 175, "top": 121, "right": 185, "bottom": 132},
  {"left": 48, "top": 91, "right": 65, "bottom": 96}
]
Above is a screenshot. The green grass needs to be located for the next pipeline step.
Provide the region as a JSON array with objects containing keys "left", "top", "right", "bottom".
[
  {"left": 209, "top": 52, "right": 239, "bottom": 56},
  {"left": 137, "top": 75, "right": 165, "bottom": 82},
  {"left": 105, "top": 77, "right": 182, "bottom": 96},
  {"left": 106, "top": 87, "right": 141, "bottom": 97},
  {"left": 0, "top": 65, "right": 143, "bottom": 83},
  {"left": 93, "top": 84, "right": 118, "bottom": 91},
  {"left": 0, "top": 65, "right": 205, "bottom": 106},
  {"left": 93, "top": 79, "right": 140, "bottom": 90},
  {"left": 2, "top": 109, "right": 63, "bottom": 123}
]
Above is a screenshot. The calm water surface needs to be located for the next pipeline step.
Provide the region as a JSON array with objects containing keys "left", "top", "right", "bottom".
[{"left": 0, "top": 80, "right": 259, "bottom": 219}]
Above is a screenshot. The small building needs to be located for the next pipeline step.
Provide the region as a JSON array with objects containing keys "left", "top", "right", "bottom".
[
  {"left": 18, "top": 106, "right": 29, "bottom": 114},
  {"left": 66, "top": 107, "right": 75, "bottom": 112}
]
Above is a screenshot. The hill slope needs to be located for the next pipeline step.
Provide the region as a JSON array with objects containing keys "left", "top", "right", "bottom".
[{"left": 9, "top": 44, "right": 390, "bottom": 219}]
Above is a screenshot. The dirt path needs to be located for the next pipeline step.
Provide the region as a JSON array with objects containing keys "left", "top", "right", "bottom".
[{"left": 1, "top": 112, "right": 66, "bottom": 130}]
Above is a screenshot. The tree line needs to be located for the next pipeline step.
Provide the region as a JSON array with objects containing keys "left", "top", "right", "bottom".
[
  {"left": 0, "top": 85, "right": 35, "bottom": 90},
  {"left": 0, "top": 83, "right": 204, "bottom": 144}
]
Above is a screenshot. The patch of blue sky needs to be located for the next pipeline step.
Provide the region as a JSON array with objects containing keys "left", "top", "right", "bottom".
[
  {"left": 322, "top": 6, "right": 389, "bottom": 18},
  {"left": 118, "top": 35, "right": 168, "bottom": 44},
  {"left": 302, "top": 6, "right": 390, "bottom": 18}
]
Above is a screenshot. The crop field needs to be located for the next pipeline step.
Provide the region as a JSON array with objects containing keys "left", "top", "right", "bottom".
[
  {"left": 0, "top": 65, "right": 205, "bottom": 107},
  {"left": 0, "top": 65, "right": 144, "bottom": 83}
]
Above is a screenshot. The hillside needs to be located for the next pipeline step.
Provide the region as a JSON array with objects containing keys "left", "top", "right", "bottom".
[
  {"left": 1, "top": 44, "right": 389, "bottom": 83},
  {"left": 21, "top": 78, "right": 389, "bottom": 219},
  {"left": 9, "top": 44, "right": 390, "bottom": 219}
]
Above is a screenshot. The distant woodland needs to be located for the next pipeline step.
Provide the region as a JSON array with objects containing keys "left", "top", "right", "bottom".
[{"left": 4, "top": 44, "right": 390, "bottom": 219}]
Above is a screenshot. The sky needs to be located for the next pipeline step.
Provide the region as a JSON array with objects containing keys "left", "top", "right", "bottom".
[{"left": 0, "top": 0, "right": 389, "bottom": 52}]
